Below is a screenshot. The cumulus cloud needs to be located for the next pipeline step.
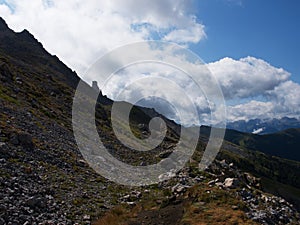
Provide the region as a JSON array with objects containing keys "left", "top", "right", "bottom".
[
  {"left": 207, "top": 56, "right": 290, "bottom": 99},
  {"left": 267, "top": 81, "right": 300, "bottom": 116},
  {"left": 0, "top": 0, "right": 206, "bottom": 76},
  {"left": 207, "top": 57, "right": 299, "bottom": 122},
  {"left": 227, "top": 100, "right": 275, "bottom": 121},
  {"left": 225, "top": 80, "right": 300, "bottom": 122}
]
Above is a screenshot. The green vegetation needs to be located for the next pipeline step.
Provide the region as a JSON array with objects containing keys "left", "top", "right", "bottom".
[
  {"left": 224, "top": 127, "right": 300, "bottom": 161},
  {"left": 0, "top": 85, "right": 19, "bottom": 105}
]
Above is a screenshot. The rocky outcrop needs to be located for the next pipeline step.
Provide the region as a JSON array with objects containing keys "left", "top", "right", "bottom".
[{"left": 92, "top": 81, "right": 100, "bottom": 92}]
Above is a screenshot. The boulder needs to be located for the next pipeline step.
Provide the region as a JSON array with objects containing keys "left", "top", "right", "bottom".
[{"left": 223, "top": 178, "right": 239, "bottom": 188}]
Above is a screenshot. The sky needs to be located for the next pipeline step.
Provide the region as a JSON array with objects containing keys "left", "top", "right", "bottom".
[{"left": 0, "top": 0, "right": 299, "bottom": 125}]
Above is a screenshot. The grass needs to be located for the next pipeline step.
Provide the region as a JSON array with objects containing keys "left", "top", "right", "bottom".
[
  {"left": 182, "top": 205, "right": 257, "bottom": 225},
  {"left": 0, "top": 85, "right": 19, "bottom": 105},
  {"left": 93, "top": 181, "right": 257, "bottom": 225},
  {"left": 92, "top": 205, "right": 140, "bottom": 225},
  {"left": 261, "top": 176, "right": 300, "bottom": 209},
  {"left": 181, "top": 184, "right": 256, "bottom": 225}
]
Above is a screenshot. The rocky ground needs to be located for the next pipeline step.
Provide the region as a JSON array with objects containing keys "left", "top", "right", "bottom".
[
  {"left": 95, "top": 159, "right": 300, "bottom": 225},
  {"left": 1, "top": 95, "right": 300, "bottom": 225}
]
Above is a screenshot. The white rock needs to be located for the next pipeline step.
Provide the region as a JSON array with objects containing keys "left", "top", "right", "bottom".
[{"left": 223, "top": 178, "right": 239, "bottom": 188}]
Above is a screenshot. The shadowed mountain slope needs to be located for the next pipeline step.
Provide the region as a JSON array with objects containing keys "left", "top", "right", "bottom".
[{"left": 225, "top": 127, "right": 300, "bottom": 162}]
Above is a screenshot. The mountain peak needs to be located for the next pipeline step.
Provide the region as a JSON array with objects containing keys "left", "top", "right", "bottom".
[
  {"left": 19, "top": 29, "right": 38, "bottom": 42},
  {"left": 0, "top": 17, "right": 9, "bottom": 31}
]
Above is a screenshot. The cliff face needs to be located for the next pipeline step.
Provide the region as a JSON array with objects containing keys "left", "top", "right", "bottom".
[{"left": 0, "top": 17, "right": 299, "bottom": 224}]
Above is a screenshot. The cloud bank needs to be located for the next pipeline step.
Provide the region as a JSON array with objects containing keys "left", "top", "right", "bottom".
[{"left": 210, "top": 57, "right": 300, "bottom": 122}]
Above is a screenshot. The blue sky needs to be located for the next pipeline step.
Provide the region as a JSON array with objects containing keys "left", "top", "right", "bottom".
[
  {"left": 192, "top": 0, "right": 300, "bottom": 83},
  {"left": 0, "top": 0, "right": 299, "bottom": 123}
]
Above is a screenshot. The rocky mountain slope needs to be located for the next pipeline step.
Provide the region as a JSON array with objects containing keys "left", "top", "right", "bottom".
[{"left": 0, "top": 17, "right": 300, "bottom": 225}]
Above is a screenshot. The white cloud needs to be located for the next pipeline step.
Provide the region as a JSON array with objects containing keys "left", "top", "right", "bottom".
[
  {"left": 227, "top": 100, "right": 275, "bottom": 122},
  {"left": 225, "top": 80, "right": 300, "bottom": 122},
  {"left": 207, "top": 56, "right": 290, "bottom": 99},
  {"left": 0, "top": 0, "right": 205, "bottom": 76},
  {"left": 205, "top": 56, "right": 300, "bottom": 123},
  {"left": 267, "top": 80, "right": 300, "bottom": 116},
  {"left": 0, "top": 3, "right": 12, "bottom": 15},
  {"left": 163, "top": 19, "right": 206, "bottom": 43},
  {"left": 102, "top": 61, "right": 208, "bottom": 126}
]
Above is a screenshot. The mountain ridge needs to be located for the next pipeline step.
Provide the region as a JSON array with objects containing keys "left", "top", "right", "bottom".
[
  {"left": 0, "top": 19, "right": 79, "bottom": 88},
  {"left": 227, "top": 117, "right": 300, "bottom": 134},
  {"left": 225, "top": 127, "right": 300, "bottom": 162}
]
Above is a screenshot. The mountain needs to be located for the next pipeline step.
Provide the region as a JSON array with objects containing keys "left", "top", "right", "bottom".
[
  {"left": 227, "top": 117, "right": 300, "bottom": 134},
  {"left": 0, "top": 17, "right": 300, "bottom": 224},
  {"left": 226, "top": 127, "right": 300, "bottom": 162}
]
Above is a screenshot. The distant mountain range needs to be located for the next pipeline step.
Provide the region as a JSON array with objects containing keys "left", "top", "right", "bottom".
[
  {"left": 225, "top": 127, "right": 300, "bottom": 162},
  {"left": 226, "top": 117, "right": 300, "bottom": 134},
  {"left": 200, "top": 126, "right": 300, "bottom": 162}
]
